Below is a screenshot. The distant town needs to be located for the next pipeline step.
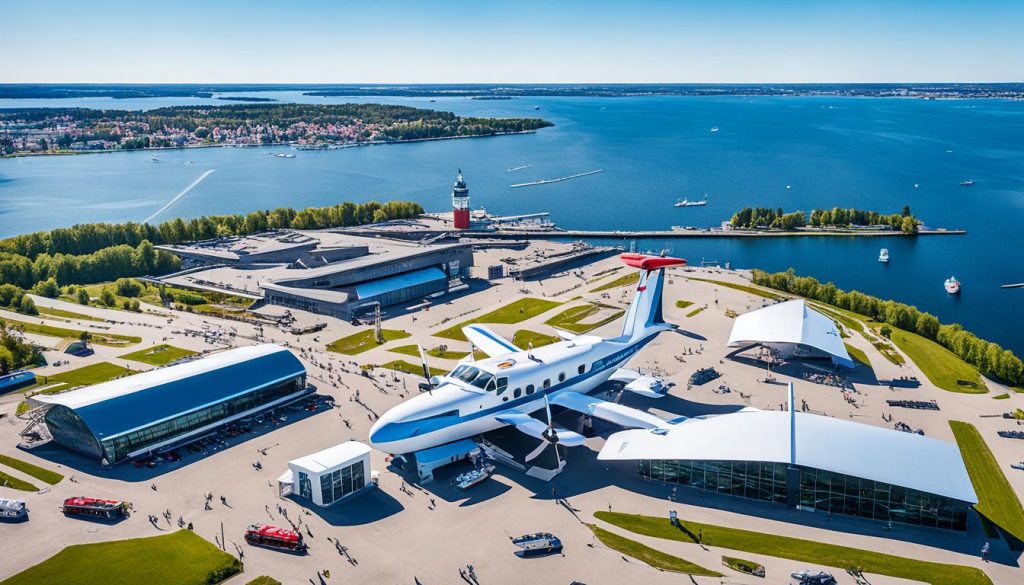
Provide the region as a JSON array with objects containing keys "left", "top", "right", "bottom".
[
  {"left": 0, "top": 103, "right": 552, "bottom": 156},
  {"left": 3, "top": 82, "right": 1024, "bottom": 100}
]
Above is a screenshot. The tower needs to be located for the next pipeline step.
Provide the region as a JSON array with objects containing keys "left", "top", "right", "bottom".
[{"left": 451, "top": 169, "right": 470, "bottom": 229}]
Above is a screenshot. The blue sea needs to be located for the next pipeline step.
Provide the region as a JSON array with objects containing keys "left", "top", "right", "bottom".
[{"left": 1, "top": 92, "right": 1023, "bottom": 356}]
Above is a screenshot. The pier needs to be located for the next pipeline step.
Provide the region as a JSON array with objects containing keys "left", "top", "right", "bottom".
[{"left": 455, "top": 227, "right": 967, "bottom": 240}]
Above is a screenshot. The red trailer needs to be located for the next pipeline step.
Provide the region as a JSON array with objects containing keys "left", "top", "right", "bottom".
[
  {"left": 61, "top": 497, "right": 129, "bottom": 520},
  {"left": 244, "top": 523, "right": 307, "bottom": 553}
]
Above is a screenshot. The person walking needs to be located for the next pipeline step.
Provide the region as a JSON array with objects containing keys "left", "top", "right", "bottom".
[{"left": 981, "top": 542, "right": 990, "bottom": 562}]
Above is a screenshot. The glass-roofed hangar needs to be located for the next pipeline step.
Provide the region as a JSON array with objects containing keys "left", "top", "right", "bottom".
[{"left": 34, "top": 344, "right": 308, "bottom": 465}]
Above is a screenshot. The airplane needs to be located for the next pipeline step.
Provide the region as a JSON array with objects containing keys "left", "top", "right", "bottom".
[{"left": 368, "top": 253, "right": 688, "bottom": 464}]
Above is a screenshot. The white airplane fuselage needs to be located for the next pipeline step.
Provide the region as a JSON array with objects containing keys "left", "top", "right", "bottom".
[{"left": 368, "top": 334, "right": 656, "bottom": 455}]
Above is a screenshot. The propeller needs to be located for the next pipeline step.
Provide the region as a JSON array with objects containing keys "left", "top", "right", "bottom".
[
  {"left": 525, "top": 393, "right": 563, "bottom": 466},
  {"left": 416, "top": 345, "right": 436, "bottom": 394}
]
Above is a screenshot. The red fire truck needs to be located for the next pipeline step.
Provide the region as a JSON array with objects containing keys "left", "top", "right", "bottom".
[
  {"left": 244, "top": 523, "right": 307, "bottom": 553},
  {"left": 61, "top": 497, "right": 130, "bottom": 520}
]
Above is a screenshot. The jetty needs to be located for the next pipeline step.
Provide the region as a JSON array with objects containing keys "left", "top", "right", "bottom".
[{"left": 510, "top": 169, "right": 603, "bottom": 188}]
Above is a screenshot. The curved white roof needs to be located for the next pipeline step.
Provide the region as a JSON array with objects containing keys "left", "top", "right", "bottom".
[
  {"left": 289, "top": 441, "right": 371, "bottom": 474},
  {"left": 599, "top": 409, "right": 977, "bottom": 503},
  {"left": 727, "top": 299, "right": 853, "bottom": 367}
]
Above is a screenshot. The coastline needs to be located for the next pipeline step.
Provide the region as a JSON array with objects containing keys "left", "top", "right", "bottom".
[
  {"left": 0, "top": 129, "right": 540, "bottom": 159},
  {"left": 453, "top": 227, "right": 966, "bottom": 239}
]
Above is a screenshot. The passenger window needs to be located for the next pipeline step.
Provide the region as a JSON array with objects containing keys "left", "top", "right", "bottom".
[
  {"left": 558, "top": 372, "right": 566, "bottom": 382},
  {"left": 514, "top": 388, "right": 522, "bottom": 398},
  {"left": 543, "top": 379, "right": 551, "bottom": 389},
  {"left": 578, "top": 364, "right": 585, "bottom": 375},
  {"left": 525, "top": 384, "right": 535, "bottom": 395},
  {"left": 497, "top": 377, "right": 508, "bottom": 391}
]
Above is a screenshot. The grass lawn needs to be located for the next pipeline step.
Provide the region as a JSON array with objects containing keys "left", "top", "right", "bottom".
[
  {"left": 686, "top": 307, "right": 704, "bottom": 318},
  {"left": 950, "top": 421, "right": 1024, "bottom": 543},
  {"left": 722, "top": 555, "right": 765, "bottom": 576},
  {"left": 0, "top": 316, "right": 140, "bottom": 347},
  {"left": 544, "top": 303, "right": 624, "bottom": 334},
  {"left": 119, "top": 344, "right": 197, "bottom": 366},
  {"left": 368, "top": 359, "right": 448, "bottom": 378},
  {"left": 675, "top": 300, "right": 694, "bottom": 309},
  {"left": 0, "top": 471, "right": 38, "bottom": 492},
  {"left": 390, "top": 344, "right": 469, "bottom": 360},
  {"left": 35, "top": 306, "right": 104, "bottom": 322},
  {"left": 246, "top": 578, "right": 282, "bottom": 585},
  {"left": 435, "top": 298, "right": 562, "bottom": 341},
  {"left": 590, "top": 272, "right": 640, "bottom": 292},
  {"left": 687, "top": 277, "right": 784, "bottom": 300},
  {"left": 882, "top": 327, "right": 985, "bottom": 393},
  {"left": 586, "top": 524, "right": 722, "bottom": 577},
  {"left": 0, "top": 454, "right": 63, "bottom": 485},
  {"left": 844, "top": 343, "right": 871, "bottom": 367},
  {"left": 513, "top": 329, "right": 561, "bottom": 349},
  {"left": 993, "top": 393, "right": 1010, "bottom": 400},
  {"left": 29, "top": 362, "right": 131, "bottom": 394},
  {"left": 0, "top": 530, "right": 241, "bottom": 585},
  {"left": 326, "top": 328, "right": 410, "bottom": 355},
  {"left": 595, "top": 512, "right": 992, "bottom": 585},
  {"left": 810, "top": 302, "right": 868, "bottom": 336}
]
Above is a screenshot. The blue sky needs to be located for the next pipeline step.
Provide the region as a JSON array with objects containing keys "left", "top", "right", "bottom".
[{"left": 4, "top": 1, "right": 1022, "bottom": 83}]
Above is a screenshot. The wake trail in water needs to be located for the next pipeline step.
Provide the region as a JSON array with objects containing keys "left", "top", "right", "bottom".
[{"left": 143, "top": 169, "right": 215, "bottom": 224}]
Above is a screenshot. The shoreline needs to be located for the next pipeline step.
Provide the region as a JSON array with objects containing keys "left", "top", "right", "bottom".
[
  {"left": 0, "top": 129, "right": 539, "bottom": 159},
  {"left": 454, "top": 227, "right": 966, "bottom": 239}
]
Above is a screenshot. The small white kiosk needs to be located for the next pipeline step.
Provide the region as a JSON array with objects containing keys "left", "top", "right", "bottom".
[{"left": 278, "top": 441, "right": 372, "bottom": 506}]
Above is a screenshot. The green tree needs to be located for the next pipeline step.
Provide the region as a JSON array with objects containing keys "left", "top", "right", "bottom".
[
  {"left": 77, "top": 287, "right": 91, "bottom": 305},
  {"left": 18, "top": 295, "right": 37, "bottom": 315},
  {"left": 100, "top": 288, "right": 117, "bottom": 307},
  {"left": 900, "top": 216, "right": 917, "bottom": 234},
  {"left": 33, "top": 277, "right": 60, "bottom": 298}
]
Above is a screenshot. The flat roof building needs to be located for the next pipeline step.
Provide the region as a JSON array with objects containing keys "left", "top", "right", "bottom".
[
  {"left": 278, "top": 441, "right": 371, "bottom": 506},
  {"left": 727, "top": 299, "right": 854, "bottom": 368},
  {"left": 36, "top": 344, "right": 309, "bottom": 465},
  {"left": 600, "top": 385, "right": 977, "bottom": 531}
]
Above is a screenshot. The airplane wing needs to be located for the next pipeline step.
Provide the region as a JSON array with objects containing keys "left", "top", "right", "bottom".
[
  {"left": 551, "top": 391, "right": 676, "bottom": 429},
  {"left": 494, "top": 411, "right": 586, "bottom": 447},
  {"left": 462, "top": 324, "right": 520, "bottom": 358}
]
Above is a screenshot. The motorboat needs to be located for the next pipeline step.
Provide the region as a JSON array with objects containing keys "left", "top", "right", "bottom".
[
  {"left": 275, "top": 153, "right": 296, "bottom": 158},
  {"left": 878, "top": 248, "right": 889, "bottom": 263},
  {"left": 944, "top": 276, "right": 961, "bottom": 294},
  {"left": 0, "top": 499, "right": 28, "bottom": 523},
  {"left": 455, "top": 464, "right": 495, "bottom": 490},
  {"left": 511, "top": 532, "right": 563, "bottom": 557},
  {"left": 674, "top": 196, "right": 708, "bottom": 208},
  {"left": 791, "top": 570, "right": 837, "bottom": 585},
  {"left": 960, "top": 179, "right": 974, "bottom": 186},
  {"left": 710, "top": 127, "right": 719, "bottom": 132},
  {"left": 244, "top": 523, "right": 308, "bottom": 554}
]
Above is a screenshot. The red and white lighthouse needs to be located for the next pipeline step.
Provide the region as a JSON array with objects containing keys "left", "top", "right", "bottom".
[{"left": 451, "top": 169, "right": 470, "bottom": 229}]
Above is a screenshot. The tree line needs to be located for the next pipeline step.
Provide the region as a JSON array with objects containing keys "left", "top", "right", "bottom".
[
  {"left": 752, "top": 269, "right": 1024, "bottom": 384},
  {"left": 730, "top": 206, "right": 917, "bottom": 234},
  {"left": 0, "top": 322, "right": 42, "bottom": 374},
  {"left": 0, "top": 200, "right": 424, "bottom": 289}
]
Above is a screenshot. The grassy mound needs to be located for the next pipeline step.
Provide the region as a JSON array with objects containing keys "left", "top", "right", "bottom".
[{"left": 326, "top": 328, "right": 410, "bottom": 355}]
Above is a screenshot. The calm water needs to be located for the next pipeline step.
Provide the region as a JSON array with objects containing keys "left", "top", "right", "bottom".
[{"left": 1, "top": 93, "right": 1023, "bottom": 354}]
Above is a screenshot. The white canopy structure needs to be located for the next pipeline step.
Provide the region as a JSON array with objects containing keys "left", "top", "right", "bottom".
[
  {"left": 727, "top": 299, "right": 854, "bottom": 368},
  {"left": 599, "top": 408, "right": 976, "bottom": 503}
]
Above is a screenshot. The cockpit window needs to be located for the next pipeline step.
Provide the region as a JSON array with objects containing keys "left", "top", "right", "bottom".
[
  {"left": 450, "top": 365, "right": 476, "bottom": 382},
  {"left": 470, "top": 370, "right": 494, "bottom": 390}
]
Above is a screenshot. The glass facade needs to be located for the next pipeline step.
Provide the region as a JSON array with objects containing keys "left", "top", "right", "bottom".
[
  {"left": 640, "top": 459, "right": 969, "bottom": 531},
  {"left": 46, "top": 374, "right": 307, "bottom": 464},
  {"left": 318, "top": 461, "right": 366, "bottom": 505}
]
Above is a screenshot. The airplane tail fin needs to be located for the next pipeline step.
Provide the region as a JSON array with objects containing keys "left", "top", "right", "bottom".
[{"left": 618, "top": 253, "right": 687, "bottom": 342}]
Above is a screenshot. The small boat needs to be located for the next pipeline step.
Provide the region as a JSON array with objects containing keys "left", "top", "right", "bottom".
[
  {"left": 244, "top": 523, "right": 308, "bottom": 554},
  {"left": 674, "top": 196, "right": 708, "bottom": 208},
  {"left": 913, "top": 183, "right": 919, "bottom": 188},
  {"left": 0, "top": 499, "right": 28, "bottom": 523},
  {"left": 275, "top": 153, "right": 296, "bottom": 158},
  {"left": 959, "top": 179, "right": 974, "bottom": 186},
  {"left": 945, "top": 276, "right": 961, "bottom": 294},
  {"left": 710, "top": 127, "right": 719, "bottom": 133},
  {"left": 533, "top": 105, "right": 540, "bottom": 110},
  {"left": 455, "top": 464, "right": 495, "bottom": 490},
  {"left": 511, "top": 532, "right": 562, "bottom": 557},
  {"left": 878, "top": 248, "right": 889, "bottom": 263}
]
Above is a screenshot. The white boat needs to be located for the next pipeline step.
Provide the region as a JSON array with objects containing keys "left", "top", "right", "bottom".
[
  {"left": 710, "top": 127, "right": 719, "bottom": 133},
  {"left": 959, "top": 179, "right": 974, "bottom": 186},
  {"left": 275, "top": 153, "right": 296, "bottom": 159},
  {"left": 511, "top": 532, "right": 563, "bottom": 556},
  {"left": 878, "top": 248, "right": 889, "bottom": 263},
  {"left": 674, "top": 196, "right": 708, "bottom": 208},
  {"left": 455, "top": 464, "right": 495, "bottom": 490},
  {"left": 945, "top": 276, "right": 961, "bottom": 294}
]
